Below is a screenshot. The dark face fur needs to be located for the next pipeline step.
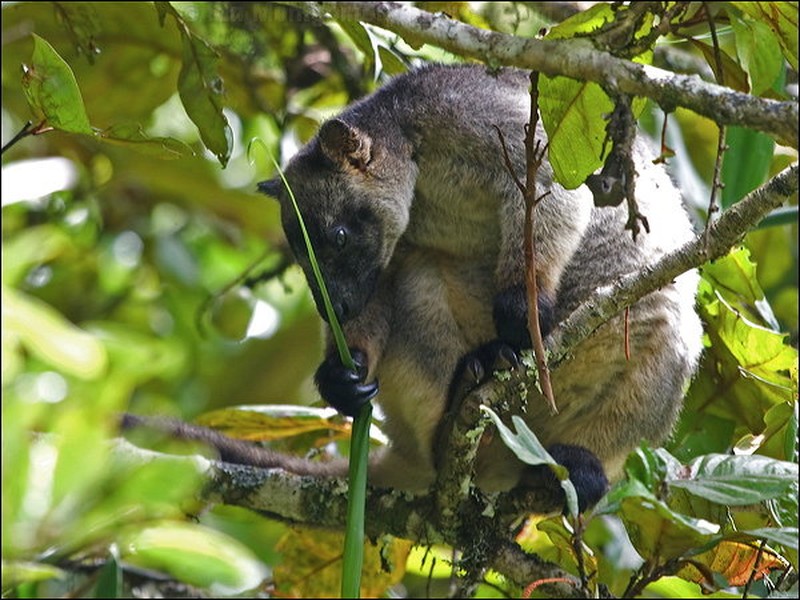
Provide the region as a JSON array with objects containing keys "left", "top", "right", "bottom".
[
  {"left": 259, "top": 118, "right": 414, "bottom": 324},
  {"left": 259, "top": 146, "right": 384, "bottom": 323}
]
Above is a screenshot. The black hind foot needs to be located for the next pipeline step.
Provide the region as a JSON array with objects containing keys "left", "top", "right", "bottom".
[
  {"left": 447, "top": 340, "right": 520, "bottom": 408},
  {"left": 520, "top": 444, "right": 609, "bottom": 513}
]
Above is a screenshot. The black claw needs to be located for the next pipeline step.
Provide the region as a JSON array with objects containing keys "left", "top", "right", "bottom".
[
  {"left": 494, "top": 343, "right": 519, "bottom": 371},
  {"left": 447, "top": 340, "right": 522, "bottom": 410},
  {"left": 467, "top": 357, "right": 485, "bottom": 384},
  {"left": 315, "top": 349, "right": 378, "bottom": 417}
]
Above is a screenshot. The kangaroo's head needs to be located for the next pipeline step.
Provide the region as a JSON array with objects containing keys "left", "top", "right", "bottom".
[{"left": 260, "top": 118, "right": 416, "bottom": 323}]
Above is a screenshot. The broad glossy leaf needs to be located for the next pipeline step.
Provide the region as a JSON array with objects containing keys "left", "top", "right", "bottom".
[
  {"left": 22, "top": 34, "right": 92, "bottom": 134},
  {"left": 541, "top": 4, "right": 652, "bottom": 188},
  {"left": 120, "top": 522, "right": 267, "bottom": 595},
  {"left": 669, "top": 454, "right": 798, "bottom": 505}
]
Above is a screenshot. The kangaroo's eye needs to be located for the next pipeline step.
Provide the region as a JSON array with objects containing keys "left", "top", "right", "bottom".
[{"left": 334, "top": 226, "right": 348, "bottom": 249}]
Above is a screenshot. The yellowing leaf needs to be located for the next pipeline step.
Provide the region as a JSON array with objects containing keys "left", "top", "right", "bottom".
[
  {"left": 678, "top": 540, "right": 786, "bottom": 587},
  {"left": 273, "top": 528, "right": 410, "bottom": 598},
  {"left": 195, "top": 405, "right": 351, "bottom": 442}
]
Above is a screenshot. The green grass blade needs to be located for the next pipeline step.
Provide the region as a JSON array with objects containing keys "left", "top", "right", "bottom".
[
  {"left": 342, "top": 403, "right": 372, "bottom": 597},
  {"left": 260, "top": 144, "right": 370, "bottom": 596}
]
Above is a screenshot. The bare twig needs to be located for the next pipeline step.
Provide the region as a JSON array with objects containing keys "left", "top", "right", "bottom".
[
  {"left": 522, "top": 71, "right": 557, "bottom": 414},
  {"left": 702, "top": 2, "right": 727, "bottom": 245}
]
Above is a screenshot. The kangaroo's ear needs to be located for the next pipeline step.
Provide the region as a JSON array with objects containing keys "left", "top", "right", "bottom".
[
  {"left": 319, "top": 118, "right": 372, "bottom": 171},
  {"left": 257, "top": 178, "right": 283, "bottom": 199}
]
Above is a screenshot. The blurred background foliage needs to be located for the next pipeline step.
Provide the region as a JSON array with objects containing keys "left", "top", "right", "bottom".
[{"left": 1, "top": 2, "right": 797, "bottom": 598}]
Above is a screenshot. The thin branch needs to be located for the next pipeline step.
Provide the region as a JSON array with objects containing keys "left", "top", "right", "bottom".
[
  {"left": 287, "top": 2, "right": 798, "bottom": 147},
  {"left": 548, "top": 163, "right": 798, "bottom": 366},
  {"left": 1, "top": 120, "right": 37, "bottom": 155}
]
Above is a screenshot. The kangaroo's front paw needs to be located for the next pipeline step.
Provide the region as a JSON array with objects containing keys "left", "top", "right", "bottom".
[
  {"left": 314, "top": 349, "right": 378, "bottom": 417},
  {"left": 447, "top": 340, "right": 520, "bottom": 408}
]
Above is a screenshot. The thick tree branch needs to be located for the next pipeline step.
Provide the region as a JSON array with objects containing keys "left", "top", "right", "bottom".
[
  {"left": 286, "top": 1, "right": 797, "bottom": 147},
  {"left": 112, "top": 438, "right": 583, "bottom": 596}
]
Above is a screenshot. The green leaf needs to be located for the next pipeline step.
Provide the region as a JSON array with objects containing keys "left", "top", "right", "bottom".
[
  {"left": 540, "top": 3, "right": 652, "bottom": 188},
  {"left": 98, "top": 123, "right": 192, "bottom": 159},
  {"left": 337, "top": 18, "right": 376, "bottom": 76},
  {"left": 0, "top": 561, "right": 66, "bottom": 589},
  {"left": 721, "top": 127, "right": 775, "bottom": 208},
  {"left": 539, "top": 77, "right": 610, "bottom": 189},
  {"left": 481, "top": 406, "right": 579, "bottom": 516},
  {"left": 22, "top": 34, "right": 92, "bottom": 134},
  {"left": 119, "top": 522, "right": 267, "bottom": 595},
  {"left": 736, "top": 2, "right": 799, "bottom": 70},
  {"left": 2, "top": 286, "right": 107, "bottom": 380},
  {"left": 546, "top": 3, "right": 615, "bottom": 38},
  {"left": 378, "top": 46, "right": 408, "bottom": 76},
  {"left": 668, "top": 454, "right": 798, "bottom": 505},
  {"left": 730, "top": 11, "right": 784, "bottom": 96},
  {"left": 738, "top": 527, "right": 799, "bottom": 550},
  {"left": 177, "top": 32, "right": 232, "bottom": 166},
  {"left": 689, "top": 39, "right": 750, "bottom": 93},
  {"left": 93, "top": 549, "right": 121, "bottom": 599},
  {"left": 619, "top": 495, "right": 721, "bottom": 561},
  {"left": 699, "top": 247, "right": 777, "bottom": 328}
]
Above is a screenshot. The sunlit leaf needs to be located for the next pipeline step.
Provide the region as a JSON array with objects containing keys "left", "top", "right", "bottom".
[
  {"left": 737, "top": 2, "right": 798, "bottom": 70},
  {"left": 730, "top": 11, "right": 784, "bottom": 96},
  {"left": 22, "top": 34, "right": 92, "bottom": 134},
  {"left": 541, "top": 4, "right": 651, "bottom": 188},
  {"left": 273, "top": 528, "right": 410, "bottom": 598},
  {"left": 378, "top": 46, "right": 408, "bottom": 76},
  {"left": 0, "top": 561, "right": 66, "bottom": 589},
  {"left": 195, "top": 405, "right": 351, "bottom": 442},
  {"left": 2, "top": 286, "right": 107, "bottom": 380},
  {"left": 120, "top": 522, "right": 267, "bottom": 595}
]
